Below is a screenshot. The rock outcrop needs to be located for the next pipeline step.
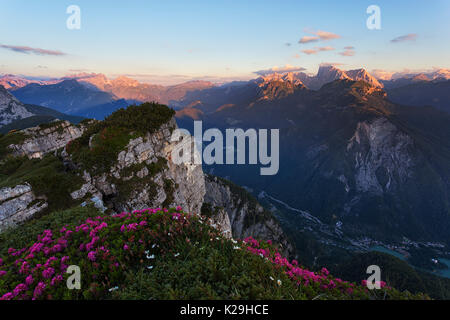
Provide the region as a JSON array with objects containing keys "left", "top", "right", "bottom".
[
  {"left": 204, "top": 175, "right": 294, "bottom": 257},
  {"left": 69, "top": 118, "right": 206, "bottom": 215},
  {"left": 0, "top": 184, "right": 47, "bottom": 232},
  {"left": 0, "top": 109, "right": 293, "bottom": 253},
  {"left": 347, "top": 117, "right": 414, "bottom": 195},
  {"left": 8, "top": 120, "right": 85, "bottom": 159},
  {"left": 0, "top": 85, "right": 34, "bottom": 127}
]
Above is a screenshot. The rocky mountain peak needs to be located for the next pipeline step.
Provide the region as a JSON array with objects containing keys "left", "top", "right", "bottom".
[
  {"left": 0, "top": 85, "right": 34, "bottom": 127},
  {"left": 256, "top": 72, "right": 306, "bottom": 100}
]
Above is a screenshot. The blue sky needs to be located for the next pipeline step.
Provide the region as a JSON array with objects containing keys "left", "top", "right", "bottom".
[{"left": 0, "top": 0, "right": 449, "bottom": 85}]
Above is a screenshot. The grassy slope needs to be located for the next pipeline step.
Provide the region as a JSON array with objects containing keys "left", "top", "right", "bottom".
[{"left": 0, "top": 206, "right": 426, "bottom": 300}]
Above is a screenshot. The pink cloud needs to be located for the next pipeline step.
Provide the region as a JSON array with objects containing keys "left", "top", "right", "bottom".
[
  {"left": 338, "top": 49, "right": 355, "bottom": 56},
  {"left": 301, "top": 46, "right": 335, "bottom": 55},
  {"left": 299, "top": 36, "right": 319, "bottom": 44},
  {"left": 302, "top": 49, "right": 318, "bottom": 55},
  {"left": 390, "top": 34, "right": 418, "bottom": 43},
  {"left": 254, "top": 64, "right": 306, "bottom": 75},
  {"left": 315, "top": 30, "right": 341, "bottom": 41}
]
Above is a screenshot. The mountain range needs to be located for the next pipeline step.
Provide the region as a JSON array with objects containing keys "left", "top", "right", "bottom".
[
  {"left": 1, "top": 65, "right": 450, "bottom": 297},
  {"left": 175, "top": 70, "right": 450, "bottom": 265},
  {"left": 0, "top": 85, "right": 83, "bottom": 133}
]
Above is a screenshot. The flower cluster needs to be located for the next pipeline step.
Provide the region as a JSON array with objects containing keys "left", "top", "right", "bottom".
[
  {"left": 242, "top": 236, "right": 397, "bottom": 299},
  {"left": 0, "top": 206, "right": 426, "bottom": 300},
  {"left": 0, "top": 207, "right": 185, "bottom": 300}
]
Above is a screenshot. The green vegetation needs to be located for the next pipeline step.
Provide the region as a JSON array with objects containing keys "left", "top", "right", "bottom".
[
  {"left": 0, "top": 131, "right": 28, "bottom": 160},
  {"left": 200, "top": 202, "right": 223, "bottom": 219},
  {"left": 67, "top": 103, "right": 175, "bottom": 174},
  {"left": 38, "top": 120, "right": 66, "bottom": 133},
  {"left": 162, "top": 178, "right": 176, "bottom": 208},
  {"left": 112, "top": 157, "right": 169, "bottom": 205},
  {"left": 0, "top": 116, "right": 55, "bottom": 134},
  {"left": 0, "top": 205, "right": 101, "bottom": 256},
  {"left": 330, "top": 251, "right": 450, "bottom": 300},
  {"left": 0, "top": 207, "right": 427, "bottom": 300},
  {"left": 0, "top": 154, "right": 84, "bottom": 213}
]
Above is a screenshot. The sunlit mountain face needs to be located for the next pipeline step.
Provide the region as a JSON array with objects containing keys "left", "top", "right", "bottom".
[{"left": 1, "top": 0, "right": 450, "bottom": 302}]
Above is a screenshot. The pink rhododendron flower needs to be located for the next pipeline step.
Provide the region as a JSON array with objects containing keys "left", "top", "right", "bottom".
[
  {"left": 33, "top": 282, "right": 46, "bottom": 299},
  {"left": 87, "top": 251, "right": 96, "bottom": 262},
  {"left": 42, "top": 267, "right": 55, "bottom": 279}
]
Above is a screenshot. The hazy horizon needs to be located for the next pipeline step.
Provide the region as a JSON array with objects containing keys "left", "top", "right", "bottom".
[{"left": 1, "top": 0, "right": 449, "bottom": 85}]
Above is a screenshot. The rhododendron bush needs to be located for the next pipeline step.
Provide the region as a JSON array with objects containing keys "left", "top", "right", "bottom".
[{"left": 0, "top": 207, "right": 427, "bottom": 300}]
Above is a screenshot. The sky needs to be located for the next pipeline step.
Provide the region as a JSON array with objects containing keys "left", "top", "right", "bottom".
[{"left": 0, "top": 0, "right": 449, "bottom": 85}]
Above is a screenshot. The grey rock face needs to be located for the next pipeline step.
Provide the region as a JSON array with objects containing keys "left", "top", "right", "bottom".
[
  {"left": 0, "top": 116, "right": 292, "bottom": 249},
  {"left": 0, "top": 85, "right": 34, "bottom": 127},
  {"left": 70, "top": 118, "right": 206, "bottom": 215},
  {"left": 347, "top": 117, "right": 414, "bottom": 194},
  {"left": 8, "top": 120, "right": 85, "bottom": 159},
  {"left": 0, "top": 183, "right": 48, "bottom": 232},
  {"left": 204, "top": 175, "right": 294, "bottom": 256}
]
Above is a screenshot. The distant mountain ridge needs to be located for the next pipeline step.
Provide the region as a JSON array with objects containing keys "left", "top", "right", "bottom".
[
  {"left": 175, "top": 77, "right": 450, "bottom": 252},
  {"left": 0, "top": 84, "right": 83, "bottom": 131},
  {"left": 64, "top": 73, "right": 215, "bottom": 104},
  {"left": 11, "top": 79, "right": 118, "bottom": 115}
]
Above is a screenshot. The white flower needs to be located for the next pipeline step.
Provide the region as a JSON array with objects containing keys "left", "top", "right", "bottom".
[
  {"left": 146, "top": 254, "right": 155, "bottom": 260},
  {"left": 231, "top": 239, "right": 238, "bottom": 244},
  {"left": 269, "top": 276, "right": 274, "bottom": 281},
  {"left": 233, "top": 246, "right": 241, "bottom": 250},
  {"left": 277, "top": 280, "right": 282, "bottom": 286},
  {"left": 108, "top": 286, "right": 119, "bottom": 292},
  {"left": 147, "top": 266, "right": 153, "bottom": 270},
  {"left": 152, "top": 244, "right": 157, "bottom": 248},
  {"left": 174, "top": 253, "right": 180, "bottom": 257}
]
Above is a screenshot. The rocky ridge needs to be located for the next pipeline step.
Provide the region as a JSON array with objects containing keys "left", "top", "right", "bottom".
[{"left": 0, "top": 108, "right": 291, "bottom": 251}]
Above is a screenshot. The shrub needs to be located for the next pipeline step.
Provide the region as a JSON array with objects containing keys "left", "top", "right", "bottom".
[
  {"left": 0, "top": 206, "right": 101, "bottom": 256},
  {"left": 0, "top": 131, "right": 28, "bottom": 160},
  {"left": 0, "top": 207, "right": 428, "bottom": 300},
  {"left": 0, "top": 154, "right": 84, "bottom": 213},
  {"left": 67, "top": 103, "right": 175, "bottom": 174}
]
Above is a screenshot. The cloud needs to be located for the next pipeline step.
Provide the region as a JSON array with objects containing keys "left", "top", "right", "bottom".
[
  {"left": 0, "top": 44, "right": 66, "bottom": 56},
  {"left": 338, "top": 48, "right": 355, "bottom": 56},
  {"left": 301, "top": 46, "right": 335, "bottom": 55},
  {"left": 315, "top": 30, "right": 341, "bottom": 41},
  {"left": 344, "top": 46, "right": 354, "bottom": 50},
  {"left": 370, "top": 69, "right": 396, "bottom": 80},
  {"left": 69, "top": 69, "right": 90, "bottom": 73},
  {"left": 320, "top": 62, "right": 345, "bottom": 67},
  {"left": 390, "top": 34, "right": 418, "bottom": 43},
  {"left": 285, "top": 42, "right": 292, "bottom": 47},
  {"left": 299, "top": 36, "right": 319, "bottom": 44},
  {"left": 254, "top": 64, "right": 306, "bottom": 76},
  {"left": 293, "top": 53, "right": 301, "bottom": 59},
  {"left": 302, "top": 49, "right": 318, "bottom": 55},
  {"left": 318, "top": 46, "right": 334, "bottom": 52},
  {"left": 298, "top": 29, "right": 341, "bottom": 46}
]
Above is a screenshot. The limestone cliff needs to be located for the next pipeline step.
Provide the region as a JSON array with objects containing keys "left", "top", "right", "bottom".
[
  {"left": 0, "top": 106, "right": 292, "bottom": 253},
  {"left": 0, "top": 85, "right": 34, "bottom": 127},
  {"left": 204, "top": 175, "right": 294, "bottom": 257},
  {"left": 69, "top": 118, "right": 205, "bottom": 215},
  {"left": 8, "top": 120, "right": 85, "bottom": 159},
  {"left": 0, "top": 184, "right": 47, "bottom": 232}
]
